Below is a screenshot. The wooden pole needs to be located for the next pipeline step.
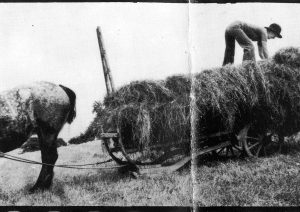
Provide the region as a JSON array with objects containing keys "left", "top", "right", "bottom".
[
  {"left": 96, "top": 27, "right": 111, "bottom": 95},
  {"left": 96, "top": 26, "right": 115, "bottom": 94}
]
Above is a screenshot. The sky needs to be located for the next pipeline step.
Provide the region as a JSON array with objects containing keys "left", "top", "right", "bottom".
[
  {"left": 0, "top": 3, "right": 300, "bottom": 141},
  {"left": 190, "top": 3, "right": 300, "bottom": 70},
  {"left": 0, "top": 3, "right": 189, "bottom": 140}
]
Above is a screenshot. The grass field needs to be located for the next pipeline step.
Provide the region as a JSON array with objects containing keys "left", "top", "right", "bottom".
[
  {"left": 0, "top": 138, "right": 299, "bottom": 206},
  {"left": 193, "top": 140, "right": 300, "bottom": 206},
  {"left": 0, "top": 140, "right": 192, "bottom": 206}
]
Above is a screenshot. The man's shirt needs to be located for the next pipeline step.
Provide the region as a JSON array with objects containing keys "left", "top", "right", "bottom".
[{"left": 227, "top": 21, "right": 268, "bottom": 58}]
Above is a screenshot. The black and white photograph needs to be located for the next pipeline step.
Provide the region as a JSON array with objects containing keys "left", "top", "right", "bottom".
[{"left": 0, "top": 1, "right": 299, "bottom": 208}]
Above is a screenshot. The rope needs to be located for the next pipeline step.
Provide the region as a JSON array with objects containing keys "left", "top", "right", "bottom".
[
  {"left": 0, "top": 151, "right": 188, "bottom": 172},
  {"left": 0, "top": 152, "right": 126, "bottom": 170}
]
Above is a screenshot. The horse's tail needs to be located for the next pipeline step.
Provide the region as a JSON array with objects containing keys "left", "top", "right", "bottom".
[{"left": 59, "top": 84, "right": 76, "bottom": 124}]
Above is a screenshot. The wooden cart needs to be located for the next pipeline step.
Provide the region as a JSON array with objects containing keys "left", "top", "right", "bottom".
[{"left": 96, "top": 27, "right": 282, "bottom": 175}]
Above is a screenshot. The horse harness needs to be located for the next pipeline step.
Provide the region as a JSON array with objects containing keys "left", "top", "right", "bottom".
[{"left": 0, "top": 151, "right": 127, "bottom": 170}]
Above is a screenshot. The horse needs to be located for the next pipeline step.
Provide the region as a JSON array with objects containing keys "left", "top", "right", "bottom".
[{"left": 0, "top": 81, "right": 76, "bottom": 192}]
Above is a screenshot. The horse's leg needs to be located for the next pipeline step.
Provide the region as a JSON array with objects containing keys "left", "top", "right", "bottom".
[{"left": 30, "top": 127, "right": 58, "bottom": 192}]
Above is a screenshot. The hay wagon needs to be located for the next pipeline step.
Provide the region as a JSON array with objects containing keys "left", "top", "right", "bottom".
[
  {"left": 196, "top": 125, "right": 282, "bottom": 159},
  {"left": 100, "top": 124, "right": 281, "bottom": 175},
  {"left": 96, "top": 27, "right": 189, "bottom": 174},
  {"left": 96, "top": 27, "right": 283, "bottom": 175}
]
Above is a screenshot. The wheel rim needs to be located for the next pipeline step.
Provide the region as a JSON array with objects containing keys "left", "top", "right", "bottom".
[
  {"left": 243, "top": 134, "right": 264, "bottom": 157},
  {"left": 117, "top": 126, "right": 187, "bottom": 166},
  {"left": 103, "top": 138, "right": 127, "bottom": 165},
  {"left": 239, "top": 125, "right": 283, "bottom": 157},
  {"left": 212, "top": 134, "right": 244, "bottom": 157},
  {"left": 231, "top": 143, "right": 244, "bottom": 156},
  {"left": 238, "top": 125, "right": 264, "bottom": 157}
]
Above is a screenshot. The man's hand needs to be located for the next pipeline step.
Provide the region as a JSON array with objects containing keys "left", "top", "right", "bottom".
[{"left": 258, "top": 41, "right": 269, "bottom": 59}]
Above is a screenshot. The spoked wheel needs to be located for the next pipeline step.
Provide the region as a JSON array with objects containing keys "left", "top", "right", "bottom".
[
  {"left": 103, "top": 137, "right": 128, "bottom": 165},
  {"left": 116, "top": 127, "right": 189, "bottom": 166},
  {"left": 101, "top": 127, "right": 151, "bottom": 166},
  {"left": 238, "top": 125, "right": 283, "bottom": 157},
  {"left": 238, "top": 125, "right": 264, "bottom": 157},
  {"left": 211, "top": 133, "right": 244, "bottom": 158},
  {"left": 216, "top": 145, "right": 244, "bottom": 158}
]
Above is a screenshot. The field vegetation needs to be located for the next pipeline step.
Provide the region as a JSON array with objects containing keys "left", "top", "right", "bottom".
[
  {"left": 193, "top": 137, "right": 300, "bottom": 206},
  {"left": 1, "top": 137, "right": 300, "bottom": 206},
  {"left": 0, "top": 141, "right": 191, "bottom": 206}
]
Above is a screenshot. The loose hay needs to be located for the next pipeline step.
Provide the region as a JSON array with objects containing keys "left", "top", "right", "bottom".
[
  {"left": 194, "top": 47, "right": 300, "bottom": 138},
  {"left": 165, "top": 75, "right": 191, "bottom": 96},
  {"left": 103, "top": 80, "right": 175, "bottom": 108},
  {"left": 193, "top": 61, "right": 270, "bottom": 135},
  {"left": 98, "top": 78, "right": 191, "bottom": 151},
  {"left": 75, "top": 47, "right": 300, "bottom": 151},
  {"left": 273, "top": 47, "right": 300, "bottom": 67}
]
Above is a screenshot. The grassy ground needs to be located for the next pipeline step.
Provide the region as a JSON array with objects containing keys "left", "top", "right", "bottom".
[
  {"left": 0, "top": 140, "right": 192, "bottom": 206},
  {"left": 193, "top": 140, "right": 300, "bottom": 206},
  {"left": 1, "top": 138, "right": 300, "bottom": 206}
]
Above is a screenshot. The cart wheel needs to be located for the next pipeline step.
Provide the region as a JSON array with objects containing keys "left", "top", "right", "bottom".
[
  {"left": 212, "top": 147, "right": 236, "bottom": 157},
  {"left": 238, "top": 125, "right": 282, "bottom": 157},
  {"left": 117, "top": 126, "right": 189, "bottom": 166},
  {"left": 238, "top": 125, "right": 263, "bottom": 157},
  {"left": 103, "top": 137, "right": 127, "bottom": 165},
  {"left": 213, "top": 134, "right": 244, "bottom": 158},
  {"left": 116, "top": 127, "right": 161, "bottom": 166},
  {"left": 212, "top": 145, "right": 243, "bottom": 157}
]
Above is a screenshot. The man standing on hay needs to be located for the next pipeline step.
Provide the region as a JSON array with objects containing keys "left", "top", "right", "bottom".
[{"left": 222, "top": 21, "right": 282, "bottom": 66}]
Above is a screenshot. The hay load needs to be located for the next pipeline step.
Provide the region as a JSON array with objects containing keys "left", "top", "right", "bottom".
[
  {"left": 273, "top": 47, "right": 300, "bottom": 67},
  {"left": 194, "top": 47, "right": 300, "bottom": 138},
  {"left": 82, "top": 47, "right": 300, "bottom": 151},
  {"left": 103, "top": 80, "right": 175, "bottom": 108},
  {"left": 165, "top": 75, "right": 191, "bottom": 96},
  {"left": 97, "top": 76, "right": 191, "bottom": 150},
  {"left": 193, "top": 61, "right": 269, "bottom": 135},
  {"left": 262, "top": 48, "right": 300, "bottom": 136}
]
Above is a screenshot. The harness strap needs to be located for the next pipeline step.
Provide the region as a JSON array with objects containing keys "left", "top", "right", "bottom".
[{"left": 0, "top": 151, "right": 126, "bottom": 170}]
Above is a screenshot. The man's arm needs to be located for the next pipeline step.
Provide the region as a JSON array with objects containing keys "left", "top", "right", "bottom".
[{"left": 258, "top": 40, "right": 269, "bottom": 59}]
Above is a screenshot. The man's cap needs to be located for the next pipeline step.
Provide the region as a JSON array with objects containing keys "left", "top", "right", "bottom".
[{"left": 265, "top": 23, "right": 282, "bottom": 38}]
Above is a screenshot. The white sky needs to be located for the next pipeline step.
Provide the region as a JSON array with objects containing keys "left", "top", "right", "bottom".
[
  {"left": 0, "top": 3, "right": 299, "bottom": 141},
  {"left": 190, "top": 3, "right": 300, "bottom": 70},
  {"left": 0, "top": 3, "right": 189, "bottom": 140}
]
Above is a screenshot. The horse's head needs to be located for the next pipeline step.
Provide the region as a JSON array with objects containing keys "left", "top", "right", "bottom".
[{"left": 273, "top": 47, "right": 300, "bottom": 67}]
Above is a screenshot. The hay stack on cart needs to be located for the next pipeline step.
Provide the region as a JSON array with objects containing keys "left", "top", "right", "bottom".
[
  {"left": 193, "top": 47, "right": 300, "bottom": 156},
  {"left": 98, "top": 47, "right": 300, "bottom": 163},
  {"left": 100, "top": 76, "right": 191, "bottom": 163},
  {"left": 96, "top": 28, "right": 300, "bottom": 172}
]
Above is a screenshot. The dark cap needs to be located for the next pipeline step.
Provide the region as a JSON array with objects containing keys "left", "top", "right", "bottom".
[{"left": 265, "top": 23, "right": 282, "bottom": 38}]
